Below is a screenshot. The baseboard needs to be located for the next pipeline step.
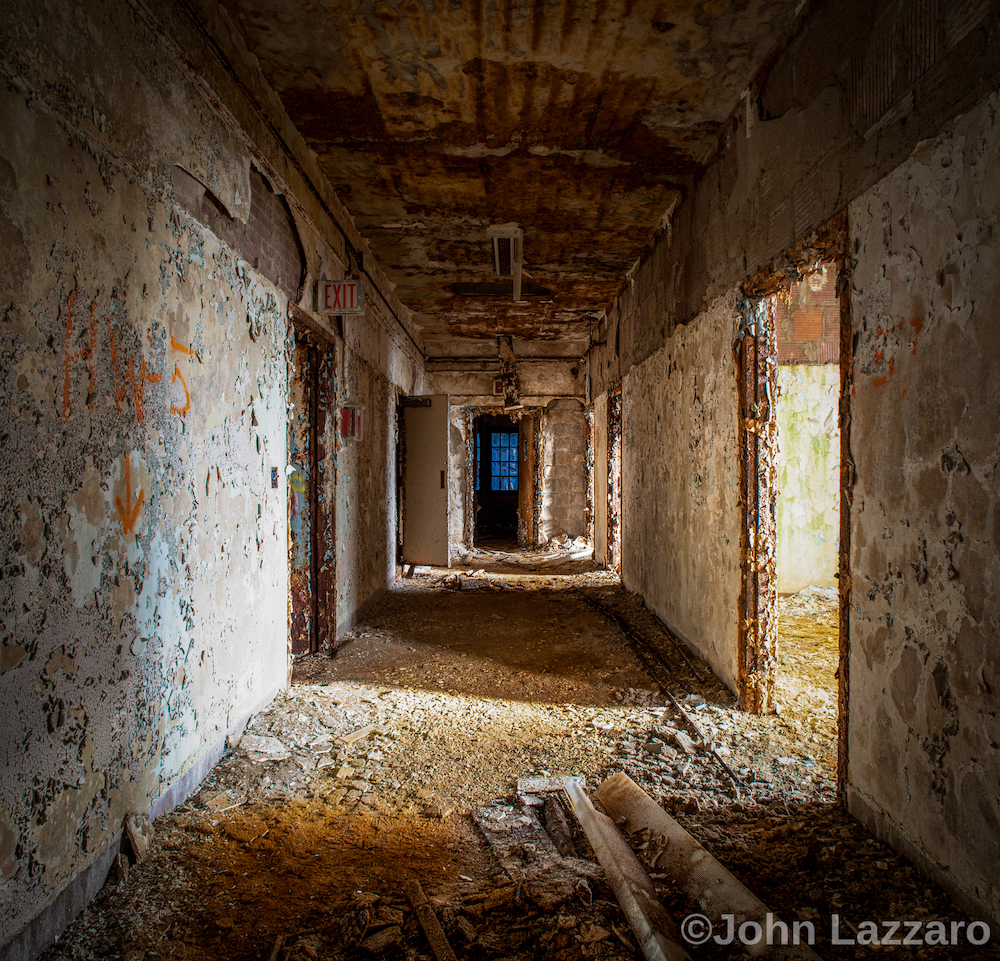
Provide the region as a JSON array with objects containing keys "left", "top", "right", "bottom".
[{"left": 0, "top": 684, "right": 281, "bottom": 961}]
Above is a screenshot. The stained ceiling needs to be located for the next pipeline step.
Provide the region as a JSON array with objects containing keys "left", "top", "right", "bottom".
[{"left": 221, "top": 0, "right": 806, "bottom": 358}]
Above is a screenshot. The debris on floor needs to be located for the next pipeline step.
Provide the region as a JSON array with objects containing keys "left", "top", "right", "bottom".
[{"left": 40, "top": 567, "right": 997, "bottom": 961}]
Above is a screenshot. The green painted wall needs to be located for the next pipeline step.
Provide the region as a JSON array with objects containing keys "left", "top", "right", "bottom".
[{"left": 776, "top": 365, "right": 839, "bottom": 593}]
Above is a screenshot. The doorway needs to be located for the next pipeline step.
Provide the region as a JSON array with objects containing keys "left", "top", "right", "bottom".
[
  {"left": 473, "top": 413, "right": 521, "bottom": 548},
  {"left": 772, "top": 265, "right": 842, "bottom": 773},
  {"left": 470, "top": 411, "right": 540, "bottom": 551},
  {"left": 736, "top": 251, "right": 849, "bottom": 783},
  {"left": 607, "top": 385, "right": 623, "bottom": 573},
  {"left": 287, "top": 324, "right": 336, "bottom": 656}
]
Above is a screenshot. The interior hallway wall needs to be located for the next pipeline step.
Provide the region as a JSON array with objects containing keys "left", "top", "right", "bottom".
[
  {"left": 447, "top": 407, "right": 470, "bottom": 553},
  {"left": 0, "top": 35, "right": 289, "bottom": 953},
  {"left": 540, "top": 399, "right": 587, "bottom": 541},
  {"left": 620, "top": 295, "right": 742, "bottom": 688},
  {"left": 846, "top": 91, "right": 1000, "bottom": 926},
  {"left": 0, "top": 0, "right": 424, "bottom": 954}
]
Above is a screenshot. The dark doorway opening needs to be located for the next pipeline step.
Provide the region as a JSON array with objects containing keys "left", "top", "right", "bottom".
[{"left": 473, "top": 413, "right": 521, "bottom": 548}]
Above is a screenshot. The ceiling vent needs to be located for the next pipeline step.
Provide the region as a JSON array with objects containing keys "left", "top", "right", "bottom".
[{"left": 487, "top": 223, "right": 523, "bottom": 302}]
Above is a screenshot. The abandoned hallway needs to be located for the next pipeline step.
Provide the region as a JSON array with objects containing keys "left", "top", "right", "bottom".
[{"left": 3, "top": 0, "right": 1000, "bottom": 958}]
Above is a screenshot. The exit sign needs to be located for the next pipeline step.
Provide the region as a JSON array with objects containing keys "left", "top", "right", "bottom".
[{"left": 317, "top": 278, "right": 364, "bottom": 314}]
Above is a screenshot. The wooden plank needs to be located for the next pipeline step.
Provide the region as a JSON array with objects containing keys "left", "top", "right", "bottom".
[
  {"left": 595, "top": 773, "right": 823, "bottom": 960},
  {"left": 405, "top": 880, "right": 458, "bottom": 961}
]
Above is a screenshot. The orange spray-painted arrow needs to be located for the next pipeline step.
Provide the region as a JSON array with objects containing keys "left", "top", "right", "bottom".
[{"left": 115, "top": 453, "right": 144, "bottom": 535}]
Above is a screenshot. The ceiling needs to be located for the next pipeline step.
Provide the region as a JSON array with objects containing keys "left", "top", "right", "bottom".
[{"left": 221, "top": 0, "right": 806, "bottom": 358}]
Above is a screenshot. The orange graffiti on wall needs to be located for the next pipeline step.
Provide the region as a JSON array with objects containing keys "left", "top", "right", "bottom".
[
  {"left": 61, "top": 291, "right": 97, "bottom": 421},
  {"left": 169, "top": 334, "right": 195, "bottom": 415},
  {"left": 114, "top": 452, "right": 144, "bottom": 535},
  {"left": 60, "top": 288, "right": 200, "bottom": 423},
  {"left": 111, "top": 327, "right": 162, "bottom": 422}
]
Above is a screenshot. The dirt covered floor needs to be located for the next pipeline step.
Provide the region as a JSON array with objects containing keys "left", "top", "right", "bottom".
[{"left": 41, "top": 556, "right": 998, "bottom": 961}]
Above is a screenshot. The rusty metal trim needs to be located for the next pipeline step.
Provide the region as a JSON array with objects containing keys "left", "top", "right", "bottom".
[
  {"left": 585, "top": 402, "right": 595, "bottom": 546},
  {"left": 288, "top": 301, "right": 340, "bottom": 345},
  {"left": 837, "top": 235, "right": 854, "bottom": 795},
  {"left": 607, "top": 383, "right": 623, "bottom": 574},
  {"left": 463, "top": 406, "right": 475, "bottom": 549},
  {"left": 734, "top": 296, "right": 778, "bottom": 715}
]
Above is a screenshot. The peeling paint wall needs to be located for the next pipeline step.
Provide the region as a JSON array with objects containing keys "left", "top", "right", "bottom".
[
  {"left": 776, "top": 365, "right": 840, "bottom": 593},
  {"left": 0, "top": 33, "right": 287, "bottom": 950},
  {"left": 0, "top": 0, "right": 423, "bottom": 952},
  {"left": 447, "top": 407, "right": 470, "bottom": 553},
  {"left": 846, "top": 92, "right": 1000, "bottom": 926},
  {"left": 335, "top": 309, "right": 423, "bottom": 635},
  {"left": 621, "top": 295, "right": 742, "bottom": 687},
  {"left": 539, "top": 400, "right": 587, "bottom": 541}
]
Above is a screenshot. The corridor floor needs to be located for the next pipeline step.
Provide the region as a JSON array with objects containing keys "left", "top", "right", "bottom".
[{"left": 41, "top": 562, "right": 997, "bottom": 961}]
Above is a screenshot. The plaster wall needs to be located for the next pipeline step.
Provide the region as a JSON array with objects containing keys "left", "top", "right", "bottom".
[
  {"left": 621, "top": 295, "right": 742, "bottom": 688},
  {"left": 0, "top": 48, "right": 288, "bottom": 952},
  {"left": 0, "top": 0, "right": 424, "bottom": 952},
  {"left": 776, "top": 365, "right": 840, "bottom": 593},
  {"left": 334, "top": 309, "right": 424, "bottom": 635},
  {"left": 540, "top": 400, "right": 587, "bottom": 541},
  {"left": 447, "top": 408, "right": 470, "bottom": 553},
  {"left": 846, "top": 92, "right": 1000, "bottom": 926},
  {"left": 592, "top": 393, "right": 609, "bottom": 566}
]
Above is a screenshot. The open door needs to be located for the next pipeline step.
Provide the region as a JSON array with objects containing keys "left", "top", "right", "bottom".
[{"left": 401, "top": 394, "right": 450, "bottom": 566}]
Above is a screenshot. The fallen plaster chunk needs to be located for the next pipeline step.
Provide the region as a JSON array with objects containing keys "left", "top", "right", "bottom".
[
  {"left": 240, "top": 734, "right": 291, "bottom": 761},
  {"left": 124, "top": 813, "right": 152, "bottom": 863},
  {"left": 517, "top": 775, "right": 585, "bottom": 794},
  {"left": 340, "top": 724, "right": 379, "bottom": 745},
  {"left": 595, "top": 773, "right": 822, "bottom": 960},
  {"left": 564, "top": 779, "right": 690, "bottom": 961}
]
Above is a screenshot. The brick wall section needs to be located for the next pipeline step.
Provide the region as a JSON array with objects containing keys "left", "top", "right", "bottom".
[
  {"left": 200, "top": 166, "right": 305, "bottom": 299},
  {"left": 775, "top": 264, "right": 839, "bottom": 364}
]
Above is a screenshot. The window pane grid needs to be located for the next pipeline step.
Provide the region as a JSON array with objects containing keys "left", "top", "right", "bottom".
[{"left": 490, "top": 431, "right": 518, "bottom": 491}]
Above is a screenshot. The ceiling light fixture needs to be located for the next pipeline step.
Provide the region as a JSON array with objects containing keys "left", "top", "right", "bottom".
[{"left": 487, "top": 223, "right": 523, "bottom": 302}]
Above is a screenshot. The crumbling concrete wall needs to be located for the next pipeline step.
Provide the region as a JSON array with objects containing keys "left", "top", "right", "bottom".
[
  {"left": 776, "top": 365, "right": 840, "bottom": 593},
  {"left": 621, "top": 295, "right": 742, "bottom": 688},
  {"left": 335, "top": 302, "right": 425, "bottom": 634},
  {"left": 0, "top": 0, "right": 423, "bottom": 953},
  {"left": 540, "top": 399, "right": 587, "bottom": 541},
  {"left": 846, "top": 91, "right": 1000, "bottom": 926}
]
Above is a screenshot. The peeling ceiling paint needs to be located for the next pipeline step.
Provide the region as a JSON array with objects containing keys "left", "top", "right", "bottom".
[{"left": 221, "top": 0, "right": 806, "bottom": 356}]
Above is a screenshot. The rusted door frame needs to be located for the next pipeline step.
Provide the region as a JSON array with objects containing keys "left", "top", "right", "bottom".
[
  {"left": 288, "top": 316, "right": 336, "bottom": 656},
  {"left": 836, "top": 250, "right": 854, "bottom": 795},
  {"left": 734, "top": 296, "right": 778, "bottom": 714},
  {"left": 607, "top": 384, "right": 623, "bottom": 574}
]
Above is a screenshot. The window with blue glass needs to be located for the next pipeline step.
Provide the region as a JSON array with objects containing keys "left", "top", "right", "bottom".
[{"left": 491, "top": 432, "right": 518, "bottom": 491}]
